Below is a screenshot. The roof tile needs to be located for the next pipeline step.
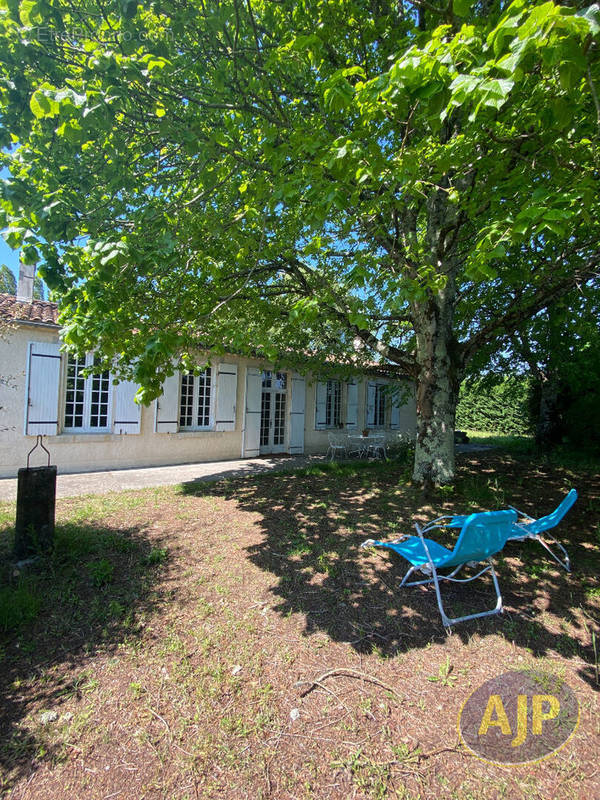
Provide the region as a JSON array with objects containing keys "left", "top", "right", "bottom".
[{"left": 0, "top": 293, "right": 59, "bottom": 326}]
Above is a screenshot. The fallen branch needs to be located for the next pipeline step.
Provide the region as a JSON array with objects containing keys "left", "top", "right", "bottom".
[
  {"left": 296, "top": 668, "right": 404, "bottom": 701},
  {"left": 305, "top": 679, "right": 353, "bottom": 713}
]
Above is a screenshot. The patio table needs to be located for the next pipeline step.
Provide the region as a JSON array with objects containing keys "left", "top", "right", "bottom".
[{"left": 348, "top": 435, "right": 375, "bottom": 459}]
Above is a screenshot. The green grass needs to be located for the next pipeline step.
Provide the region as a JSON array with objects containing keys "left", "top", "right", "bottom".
[
  {"left": 0, "top": 583, "right": 42, "bottom": 632},
  {"left": 465, "top": 430, "right": 535, "bottom": 454},
  {"left": 0, "top": 512, "right": 167, "bottom": 635},
  {"left": 465, "top": 429, "right": 600, "bottom": 470}
]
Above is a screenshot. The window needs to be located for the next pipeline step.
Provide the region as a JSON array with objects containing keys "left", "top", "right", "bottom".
[
  {"left": 262, "top": 370, "right": 287, "bottom": 390},
  {"left": 64, "top": 354, "right": 111, "bottom": 431},
  {"left": 178, "top": 368, "right": 212, "bottom": 429},
  {"left": 367, "top": 382, "right": 386, "bottom": 428},
  {"left": 325, "top": 380, "right": 341, "bottom": 427},
  {"left": 315, "top": 379, "right": 342, "bottom": 429}
]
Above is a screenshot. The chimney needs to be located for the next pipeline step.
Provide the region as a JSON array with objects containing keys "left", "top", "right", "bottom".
[{"left": 17, "top": 259, "right": 35, "bottom": 303}]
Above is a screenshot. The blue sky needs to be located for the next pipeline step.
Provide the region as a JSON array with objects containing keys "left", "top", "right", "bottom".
[
  {"left": 0, "top": 167, "right": 20, "bottom": 281},
  {"left": 0, "top": 238, "right": 20, "bottom": 282}
]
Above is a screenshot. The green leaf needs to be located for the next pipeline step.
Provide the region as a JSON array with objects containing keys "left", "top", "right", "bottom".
[
  {"left": 120, "top": 0, "right": 137, "bottom": 18},
  {"left": 21, "top": 244, "right": 39, "bottom": 265},
  {"left": 558, "top": 63, "right": 578, "bottom": 92},
  {"left": 30, "top": 90, "right": 58, "bottom": 119},
  {"left": 19, "top": 0, "right": 42, "bottom": 25},
  {"left": 454, "top": 0, "right": 471, "bottom": 17},
  {"left": 56, "top": 120, "right": 83, "bottom": 142},
  {"left": 323, "top": 80, "right": 354, "bottom": 112}
]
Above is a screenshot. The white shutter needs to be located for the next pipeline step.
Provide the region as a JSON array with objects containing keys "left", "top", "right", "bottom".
[
  {"left": 24, "top": 341, "right": 61, "bottom": 436},
  {"left": 366, "top": 381, "right": 376, "bottom": 427},
  {"left": 346, "top": 379, "right": 358, "bottom": 429},
  {"left": 289, "top": 373, "right": 305, "bottom": 454},
  {"left": 215, "top": 362, "right": 238, "bottom": 431},
  {"left": 154, "top": 371, "right": 180, "bottom": 433},
  {"left": 113, "top": 380, "right": 141, "bottom": 434},
  {"left": 242, "top": 367, "right": 262, "bottom": 457},
  {"left": 315, "top": 380, "right": 327, "bottom": 429}
]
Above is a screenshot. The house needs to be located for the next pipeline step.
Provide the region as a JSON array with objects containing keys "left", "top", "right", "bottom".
[{"left": 0, "top": 270, "right": 416, "bottom": 479}]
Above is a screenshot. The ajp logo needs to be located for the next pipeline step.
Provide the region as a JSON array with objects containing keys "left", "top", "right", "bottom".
[{"left": 458, "top": 670, "right": 579, "bottom": 765}]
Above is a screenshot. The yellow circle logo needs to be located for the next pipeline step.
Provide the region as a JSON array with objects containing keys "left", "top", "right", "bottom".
[{"left": 458, "top": 670, "right": 579, "bottom": 765}]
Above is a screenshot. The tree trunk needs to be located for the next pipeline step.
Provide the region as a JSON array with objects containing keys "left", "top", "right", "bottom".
[
  {"left": 536, "top": 374, "right": 562, "bottom": 449},
  {"left": 409, "top": 178, "right": 462, "bottom": 487},
  {"left": 412, "top": 289, "right": 460, "bottom": 487}
]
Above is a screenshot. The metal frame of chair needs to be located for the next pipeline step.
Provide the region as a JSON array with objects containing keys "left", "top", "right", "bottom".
[
  {"left": 367, "top": 435, "right": 387, "bottom": 459},
  {"left": 326, "top": 432, "right": 348, "bottom": 461},
  {"left": 441, "top": 490, "right": 577, "bottom": 573},
  {"left": 507, "top": 489, "right": 577, "bottom": 572},
  {"left": 361, "top": 510, "right": 517, "bottom": 628},
  {"left": 347, "top": 435, "right": 369, "bottom": 459}
]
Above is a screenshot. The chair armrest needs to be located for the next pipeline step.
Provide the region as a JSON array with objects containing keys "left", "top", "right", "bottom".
[
  {"left": 360, "top": 539, "right": 376, "bottom": 548},
  {"left": 420, "top": 516, "right": 462, "bottom": 533},
  {"left": 414, "top": 522, "right": 436, "bottom": 571},
  {"left": 508, "top": 505, "right": 535, "bottom": 521},
  {"left": 510, "top": 521, "right": 533, "bottom": 538}
]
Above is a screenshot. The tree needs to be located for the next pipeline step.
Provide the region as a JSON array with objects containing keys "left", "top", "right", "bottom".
[
  {"left": 462, "top": 241, "right": 599, "bottom": 448},
  {"left": 33, "top": 274, "right": 45, "bottom": 300},
  {"left": 510, "top": 287, "right": 600, "bottom": 448},
  {"left": 0, "top": 262, "right": 45, "bottom": 298},
  {"left": 0, "top": 0, "right": 598, "bottom": 485},
  {"left": 0, "top": 264, "right": 16, "bottom": 295}
]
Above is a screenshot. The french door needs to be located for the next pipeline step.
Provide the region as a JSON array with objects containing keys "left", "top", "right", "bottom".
[{"left": 259, "top": 371, "right": 288, "bottom": 454}]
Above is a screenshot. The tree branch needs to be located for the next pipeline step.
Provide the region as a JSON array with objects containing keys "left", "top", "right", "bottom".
[{"left": 460, "top": 258, "right": 600, "bottom": 367}]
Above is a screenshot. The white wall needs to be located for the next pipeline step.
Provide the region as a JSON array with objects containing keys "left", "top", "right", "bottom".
[{"left": 0, "top": 322, "right": 416, "bottom": 478}]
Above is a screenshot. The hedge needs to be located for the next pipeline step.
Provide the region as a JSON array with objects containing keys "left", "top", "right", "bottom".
[{"left": 456, "top": 375, "right": 534, "bottom": 436}]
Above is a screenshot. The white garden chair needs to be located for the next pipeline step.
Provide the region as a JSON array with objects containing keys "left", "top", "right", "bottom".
[
  {"left": 368, "top": 435, "right": 387, "bottom": 459},
  {"left": 326, "top": 432, "right": 348, "bottom": 461}
]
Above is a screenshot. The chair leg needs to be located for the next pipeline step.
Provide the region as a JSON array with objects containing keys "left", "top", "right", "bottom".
[
  {"left": 536, "top": 535, "right": 571, "bottom": 572},
  {"left": 401, "top": 562, "right": 464, "bottom": 587},
  {"left": 426, "top": 559, "right": 503, "bottom": 628},
  {"left": 400, "top": 566, "right": 417, "bottom": 586}
]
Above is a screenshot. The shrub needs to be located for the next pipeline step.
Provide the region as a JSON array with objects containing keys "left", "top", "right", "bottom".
[{"left": 456, "top": 375, "right": 534, "bottom": 436}]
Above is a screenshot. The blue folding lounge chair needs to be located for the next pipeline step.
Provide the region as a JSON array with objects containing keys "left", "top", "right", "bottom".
[
  {"left": 361, "top": 510, "right": 517, "bottom": 628},
  {"left": 441, "top": 489, "right": 577, "bottom": 573},
  {"left": 506, "top": 489, "right": 577, "bottom": 572}
]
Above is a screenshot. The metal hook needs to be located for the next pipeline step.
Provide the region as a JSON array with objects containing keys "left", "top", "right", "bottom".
[{"left": 26, "top": 435, "right": 51, "bottom": 468}]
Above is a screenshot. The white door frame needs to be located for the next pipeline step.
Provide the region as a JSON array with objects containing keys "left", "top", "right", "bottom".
[{"left": 259, "top": 370, "right": 288, "bottom": 454}]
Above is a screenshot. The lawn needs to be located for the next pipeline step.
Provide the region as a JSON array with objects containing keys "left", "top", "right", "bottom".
[{"left": 0, "top": 450, "right": 599, "bottom": 799}]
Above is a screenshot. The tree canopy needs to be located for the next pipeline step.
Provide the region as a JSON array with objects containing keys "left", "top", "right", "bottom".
[
  {"left": 0, "top": 0, "right": 598, "bottom": 483},
  {"left": 0, "top": 262, "right": 45, "bottom": 298},
  {"left": 0, "top": 264, "right": 16, "bottom": 294}
]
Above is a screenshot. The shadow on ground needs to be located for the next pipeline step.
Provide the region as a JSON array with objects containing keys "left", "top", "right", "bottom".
[
  {"left": 180, "top": 453, "right": 600, "bottom": 690},
  {"left": 0, "top": 517, "right": 170, "bottom": 790}
]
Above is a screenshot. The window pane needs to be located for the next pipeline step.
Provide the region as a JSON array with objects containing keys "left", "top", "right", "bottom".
[
  {"left": 64, "top": 355, "right": 85, "bottom": 428},
  {"left": 262, "top": 370, "right": 272, "bottom": 388},
  {"left": 90, "top": 368, "right": 110, "bottom": 428},
  {"left": 179, "top": 374, "right": 195, "bottom": 428},
  {"left": 326, "top": 380, "right": 341, "bottom": 427},
  {"left": 374, "top": 385, "right": 385, "bottom": 427},
  {"left": 260, "top": 392, "right": 271, "bottom": 446},
  {"left": 197, "top": 369, "right": 211, "bottom": 428},
  {"left": 274, "top": 392, "right": 286, "bottom": 445}
]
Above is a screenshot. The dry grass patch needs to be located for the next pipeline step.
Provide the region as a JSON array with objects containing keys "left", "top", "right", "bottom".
[{"left": 0, "top": 453, "right": 599, "bottom": 799}]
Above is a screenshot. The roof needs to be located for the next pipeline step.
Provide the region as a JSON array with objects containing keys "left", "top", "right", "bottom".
[
  {"left": 0, "top": 293, "right": 60, "bottom": 327},
  {"left": 0, "top": 293, "right": 410, "bottom": 378}
]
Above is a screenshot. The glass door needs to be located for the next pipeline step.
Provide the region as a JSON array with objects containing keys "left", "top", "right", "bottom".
[{"left": 259, "top": 371, "right": 288, "bottom": 454}]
